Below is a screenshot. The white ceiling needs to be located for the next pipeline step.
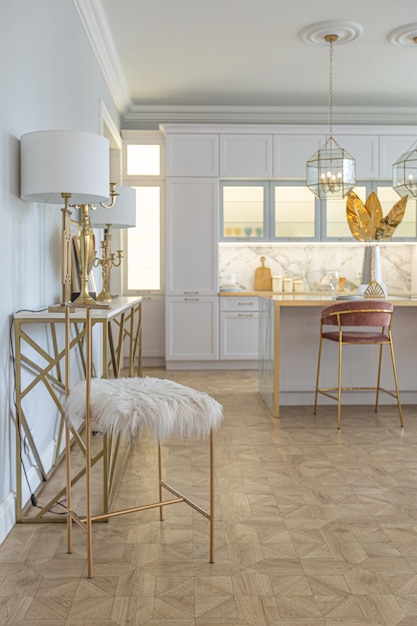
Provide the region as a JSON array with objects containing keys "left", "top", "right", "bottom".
[{"left": 78, "top": 0, "right": 417, "bottom": 125}]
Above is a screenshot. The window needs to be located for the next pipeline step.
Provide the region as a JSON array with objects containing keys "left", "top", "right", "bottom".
[
  {"left": 122, "top": 131, "right": 164, "bottom": 293},
  {"left": 126, "top": 145, "right": 160, "bottom": 176},
  {"left": 126, "top": 185, "right": 162, "bottom": 291}
]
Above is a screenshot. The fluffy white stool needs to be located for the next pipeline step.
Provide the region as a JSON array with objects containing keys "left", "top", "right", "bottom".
[{"left": 65, "top": 376, "right": 223, "bottom": 578}]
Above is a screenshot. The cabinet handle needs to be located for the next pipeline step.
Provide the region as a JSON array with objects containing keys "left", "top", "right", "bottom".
[
  {"left": 184, "top": 291, "right": 199, "bottom": 295},
  {"left": 184, "top": 298, "right": 200, "bottom": 302},
  {"left": 238, "top": 313, "right": 254, "bottom": 318},
  {"left": 237, "top": 301, "right": 253, "bottom": 305}
]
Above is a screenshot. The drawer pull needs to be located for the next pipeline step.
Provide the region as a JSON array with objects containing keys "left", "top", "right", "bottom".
[
  {"left": 238, "top": 301, "right": 253, "bottom": 306},
  {"left": 238, "top": 313, "right": 254, "bottom": 318},
  {"left": 184, "top": 291, "right": 199, "bottom": 295},
  {"left": 184, "top": 298, "right": 199, "bottom": 302}
]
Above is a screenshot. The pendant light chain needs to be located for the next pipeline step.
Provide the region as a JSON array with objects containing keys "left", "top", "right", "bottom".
[
  {"left": 325, "top": 34, "right": 337, "bottom": 139},
  {"left": 306, "top": 30, "right": 355, "bottom": 199},
  {"left": 329, "top": 35, "right": 334, "bottom": 137}
]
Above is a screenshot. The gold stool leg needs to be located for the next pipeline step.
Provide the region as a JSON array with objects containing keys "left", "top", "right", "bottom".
[
  {"left": 65, "top": 307, "right": 72, "bottom": 555},
  {"left": 209, "top": 428, "right": 215, "bottom": 564},
  {"left": 337, "top": 341, "right": 342, "bottom": 430},
  {"left": 389, "top": 333, "right": 404, "bottom": 428},
  {"left": 85, "top": 308, "right": 94, "bottom": 579},
  {"left": 158, "top": 443, "right": 164, "bottom": 521},
  {"left": 375, "top": 343, "right": 383, "bottom": 413},
  {"left": 314, "top": 332, "right": 323, "bottom": 415}
]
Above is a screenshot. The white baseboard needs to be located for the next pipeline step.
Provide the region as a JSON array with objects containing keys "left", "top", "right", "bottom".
[{"left": 0, "top": 493, "right": 16, "bottom": 545}]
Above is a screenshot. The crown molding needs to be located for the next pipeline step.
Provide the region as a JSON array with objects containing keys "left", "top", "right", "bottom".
[
  {"left": 122, "top": 104, "right": 417, "bottom": 127},
  {"left": 73, "top": 0, "right": 131, "bottom": 116},
  {"left": 73, "top": 2, "right": 417, "bottom": 129}
]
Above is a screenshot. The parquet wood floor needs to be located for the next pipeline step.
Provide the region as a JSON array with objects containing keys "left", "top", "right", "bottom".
[{"left": 1, "top": 369, "right": 417, "bottom": 625}]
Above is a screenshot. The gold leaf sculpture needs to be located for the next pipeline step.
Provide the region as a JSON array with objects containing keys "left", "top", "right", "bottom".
[{"left": 346, "top": 191, "right": 407, "bottom": 242}]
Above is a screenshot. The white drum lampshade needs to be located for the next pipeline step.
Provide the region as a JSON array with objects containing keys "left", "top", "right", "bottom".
[
  {"left": 90, "top": 185, "right": 136, "bottom": 229},
  {"left": 20, "top": 130, "right": 110, "bottom": 205}
]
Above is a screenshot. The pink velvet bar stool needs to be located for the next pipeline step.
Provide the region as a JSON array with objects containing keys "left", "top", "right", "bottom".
[{"left": 314, "top": 299, "right": 404, "bottom": 429}]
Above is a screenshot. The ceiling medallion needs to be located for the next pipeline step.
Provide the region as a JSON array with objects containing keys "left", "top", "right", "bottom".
[
  {"left": 388, "top": 23, "right": 417, "bottom": 46},
  {"left": 300, "top": 19, "right": 363, "bottom": 46}
]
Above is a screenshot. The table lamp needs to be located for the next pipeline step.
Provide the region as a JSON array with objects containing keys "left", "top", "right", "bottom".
[
  {"left": 90, "top": 185, "right": 136, "bottom": 301},
  {"left": 20, "top": 130, "right": 117, "bottom": 306}
]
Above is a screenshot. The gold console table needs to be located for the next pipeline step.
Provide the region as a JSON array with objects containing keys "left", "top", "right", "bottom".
[{"left": 13, "top": 296, "right": 142, "bottom": 523}]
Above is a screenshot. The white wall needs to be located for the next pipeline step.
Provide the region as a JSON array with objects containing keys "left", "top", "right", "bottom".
[{"left": 0, "top": 1, "right": 120, "bottom": 543}]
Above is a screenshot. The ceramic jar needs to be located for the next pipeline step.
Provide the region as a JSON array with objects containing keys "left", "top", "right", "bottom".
[
  {"left": 293, "top": 279, "right": 304, "bottom": 292},
  {"left": 272, "top": 275, "right": 283, "bottom": 292}
]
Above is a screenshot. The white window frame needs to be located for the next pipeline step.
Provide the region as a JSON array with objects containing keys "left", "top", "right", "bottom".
[{"left": 122, "top": 131, "right": 165, "bottom": 295}]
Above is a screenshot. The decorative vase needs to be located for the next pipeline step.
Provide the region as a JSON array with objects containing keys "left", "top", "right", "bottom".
[{"left": 359, "top": 244, "right": 386, "bottom": 296}]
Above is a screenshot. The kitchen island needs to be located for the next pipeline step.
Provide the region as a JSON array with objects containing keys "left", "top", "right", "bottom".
[{"left": 256, "top": 293, "right": 417, "bottom": 417}]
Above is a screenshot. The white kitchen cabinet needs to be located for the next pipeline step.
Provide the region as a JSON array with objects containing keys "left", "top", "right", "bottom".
[
  {"left": 165, "top": 296, "right": 219, "bottom": 362},
  {"left": 273, "top": 134, "right": 325, "bottom": 178},
  {"left": 220, "top": 297, "right": 259, "bottom": 360},
  {"left": 334, "top": 134, "right": 379, "bottom": 179},
  {"left": 140, "top": 295, "right": 165, "bottom": 362},
  {"left": 379, "top": 135, "right": 417, "bottom": 180},
  {"left": 165, "top": 133, "right": 219, "bottom": 177},
  {"left": 165, "top": 178, "right": 218, "bottom": 295},
  {"left": 220, "top": 134, "right": 273, "bottom": 178}
]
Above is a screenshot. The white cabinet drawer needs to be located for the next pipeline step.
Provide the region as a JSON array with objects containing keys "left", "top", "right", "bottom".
[{"left": 220, "top": 296, "right": 259, "bottom": 312}]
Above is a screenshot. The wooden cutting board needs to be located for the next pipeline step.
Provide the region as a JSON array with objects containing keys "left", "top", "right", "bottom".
[{"left": 254, "top": 256, "right": 272, "bottom": 291}]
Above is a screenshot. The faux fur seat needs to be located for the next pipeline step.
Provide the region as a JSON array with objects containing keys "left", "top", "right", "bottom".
[{"left": 65, "top": 376, "right": 223, "bottom": 441}]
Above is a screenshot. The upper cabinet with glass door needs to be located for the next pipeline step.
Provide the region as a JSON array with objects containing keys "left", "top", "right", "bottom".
[
  {"left": 323, "top": 183, "right": 417, "bottom": 241},
  {"left": 375, "top": 185, "right": 416, "bottom": 240},
  {"left": 220, "top": 182, "right": 269, "bottom": 241},
  {"left": 271, "top": 184, "right": 319, "bottom": 241},
  {"left": 324, "top": 185, "right": 368, "bottom": 241}
]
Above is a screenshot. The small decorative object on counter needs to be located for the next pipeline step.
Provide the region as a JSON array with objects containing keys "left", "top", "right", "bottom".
[
  {"left": 219, "top": 273, "right": 240, "bottom": 292},
  {"left": 272, "top": 275, "right": 283, "bottom": 292},
  {"left": 283, "top": 277, "right": 293, "bottom": 292},
  {"left": 293, "top": 279, "right": 304, "bottom": 292},
  {"left": 338, "top": 276, "right": 346, "bottom": 292},
  {"left": 254, "top": 256, "right": 272, "bottom": 291}
]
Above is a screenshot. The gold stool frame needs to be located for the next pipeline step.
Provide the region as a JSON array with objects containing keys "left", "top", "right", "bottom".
[
  {"left": 314, "top": 301, "right": 404, "bottom": 430},
  {"left": 64, "top": 305, "right": 216, "bottom": 579}
]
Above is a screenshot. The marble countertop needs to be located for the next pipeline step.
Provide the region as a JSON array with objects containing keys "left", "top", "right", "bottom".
[{"left": 219, "top": 290, "right": 417, "bottom": 305}]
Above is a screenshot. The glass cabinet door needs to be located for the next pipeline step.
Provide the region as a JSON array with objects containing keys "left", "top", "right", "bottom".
[
  {"left": 272, "top": 184, "right": 318, "bottom": 240},
  {"left": 220, "top": 182, "right": 269, "bottom": 241},
  {"left": 324, "top": 185, "right": 367, "bottom": 240},
  {"left": 375, "top": 185, "right": 416, "bottom": 240},
  {"left": 324, "top": 184, "right": 416, "bottom": 241}
]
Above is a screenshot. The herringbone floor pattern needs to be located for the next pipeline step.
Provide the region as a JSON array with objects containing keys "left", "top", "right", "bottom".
[{"left": 1, "top": 369, "right": 417, "bottom": 625}]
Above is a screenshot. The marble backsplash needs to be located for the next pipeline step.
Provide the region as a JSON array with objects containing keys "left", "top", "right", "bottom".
[{"left": 218, "top": 243, "right": 417, "bottom": 293}]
